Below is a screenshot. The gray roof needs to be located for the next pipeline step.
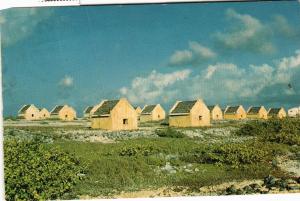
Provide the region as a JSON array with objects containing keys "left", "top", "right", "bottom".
[
  {"left": 171, "top": 100, "right": 197, "bottom": 114},
  {"left": 141, "top": 105, "right": 157, "bottom": 114},
  {"left": 93, "top": 100, "right": 119, "bottom": 116},
  {"left": 19, "top": 105, "right": 31, "bottom": 114},
  {"left": 51, "top": 105, "right": 64, "bottom": 114},
  {"left": 268, "top": 108, "right": 282, "bottom": 115},
  {"left": 247, "top": 106, "right": 261, "bottom": 114},
  {"left": 84, "top": 106, "right": 93, "bottom": 114},
  {"left": 225, "top": 106, "right": 240, "bottom": 114}
]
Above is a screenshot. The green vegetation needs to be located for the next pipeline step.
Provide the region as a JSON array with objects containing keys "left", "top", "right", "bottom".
[
  {"left": 180, "top": 140, "right": 287, "bottom": 168},
  {"left": 4, "top": 117, "right": 300, "bottom": 198},
  {"left": 155, "top": 127, "right": 185, "bottom": 138},
  {"left": 56, "top": 138, "right": 287, "bottom": 197},
  {"left": 4, "top": 139, "right": 85, "bottom": 200},
  {"left": 236, "top": 118, "right": 300, "bottom": 145}
]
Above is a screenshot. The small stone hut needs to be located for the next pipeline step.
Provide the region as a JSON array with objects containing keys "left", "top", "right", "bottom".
[
  {"left": 140, "top": 104, "right": 166, "bottom": 122},
  {"left": 50, "top": 105, "right": 76, "bottom": 121},
  {"left": 91, "top": 98, "right": 137, "bottom": 131},
  {"left": 39, "top": 108, "right": 50, "bottom": 119},
  {"left": 207, "top": 105, "right": 223, "bottom": 120},
  {"left": 83, "top": 106, "right": 94, "bottom": 118},
  {"left": 169, "top": 99, "right": 210, "bottom": 127},
  {"left": 18, "top": 104, "right": 40, "bottom": 120},
  {"left": 224, "top": 105, "right": 247, "bottom": 120},
  {"left": 247, "top": 106, "right": 268, "bottom": 119},
  {"left": 268, "top": 108, "right": 287, "bottom": 119}
]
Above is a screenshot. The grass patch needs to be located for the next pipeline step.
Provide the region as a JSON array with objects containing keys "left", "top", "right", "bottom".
[{"left": 56, "top": 137, "right": 286, "bottom": 197}]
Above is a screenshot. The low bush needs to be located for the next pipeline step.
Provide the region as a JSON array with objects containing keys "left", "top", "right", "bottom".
[
  {"left": 180, "top": 140, "right": 279, "bottom": 168},
  {"left": 155, "top": 128, "right": 185, "bottom": 138},
  {"left": 119, "top": 144, "right": 161, "bottom": 156},
  {"left": 236, "top": 118, "right": 300, "bottom": 146},
  {"left": 4, "top": 139, "right": 85, "bottom": 200}
]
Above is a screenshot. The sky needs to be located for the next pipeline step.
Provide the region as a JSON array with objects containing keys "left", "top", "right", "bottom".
[{"left": 1, "top": 1, "right": 300, "bottom": 117}]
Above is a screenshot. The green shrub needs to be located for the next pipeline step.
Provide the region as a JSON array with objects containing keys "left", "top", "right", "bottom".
[
  {"left": 155, "top": 128, "right": 185, "bottom": 138},
  {"left": 180, "top": 140, "right": 277, "bottom": 168},
  {"left": 236, "top": 118, "right": 300, "bottom": 145},
  {"left": 119, "top": 144, "right": 161, "bottom": 157},
  {"left": 4, "top": 139, "right": 85, "bottom": 200}
]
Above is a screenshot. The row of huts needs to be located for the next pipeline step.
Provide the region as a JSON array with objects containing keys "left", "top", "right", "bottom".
[
  {"left": 82, "top": 98, "right": 287, "bottom": 131},
  {"left": 18, "top": 104, "right": 76, "bottom": 121}
]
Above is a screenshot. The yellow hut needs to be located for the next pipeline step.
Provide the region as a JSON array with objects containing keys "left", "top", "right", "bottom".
[
  {"left": 207, "top": 105, "right": 223, "bottom": 120},
  {"left": 18, "top": 104, "right": 40, "bottom": 120},
  {"left": 50, "top": 105, "right": 76, "bottom": 121},
  {"left": 169, "top": 99, "right": 210, "bottom": 127},
  {"left": 224, "top": 105, "right": 247, "bottom": 120},
  {"left": 39, "top": 108, "right": 50, "bottom": 119},
  {"left": 140, "top": 104, "right": 166, "bottom": 122},
  {"left": 83, "top": 106, "right": 94, "bottom": 119},
  {"left": 91, "top": 98, "right": 137, "bottom": 131},
  {"left": 247, "top": 106, "right": 268, "bottom": 119},
  {"left": 268, "top": 108, "right": 287, "bottom": 119},
  {"left": 134, "top": 106, "right": 142, "bottom": 121}
]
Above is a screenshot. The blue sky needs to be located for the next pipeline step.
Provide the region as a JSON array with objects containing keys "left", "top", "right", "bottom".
[{"left": 1, "top": 1, "right": 300, "bottom": 116}]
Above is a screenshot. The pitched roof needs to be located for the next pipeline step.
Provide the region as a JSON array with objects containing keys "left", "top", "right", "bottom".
[
  {"left": 207, "top": 105, "right": 216, "bottom": 111},
  {"left": 84, "top": 106, "right": 93, "bottom": 114},
  {"left": 225, "top": 106, "right": 240, "bottom": 114},
  {"left": 93, "top": 100, "right": 119, "bottom": 116},
  {"left": 171, "top": 100, "right": 197, "bottom": 114},
  {"left": 268, "top": 108, "right": 281, "bottom": 115},
  {"left": 141, "top": 105, "right": 157, "bottom": 114},
  {"left": 247, "top": 106, "right": 261, "bottom": 114},
  {"left": 19, "top": 105, "right": 31, "bottom": 114},
  {"left": 51, "top": 105, "right": 65, "bottom": 114}
]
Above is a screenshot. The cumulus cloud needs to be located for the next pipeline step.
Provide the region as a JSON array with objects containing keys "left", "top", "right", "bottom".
[
  {"left": 59, "top": 75, "right": 74, "bottom": 88},
  {"left": 121, "top": 50, "right": 300, "bottom": 106},
  {"left": 0, "top": 8, "right": 53, "bottom": 46},
  {"left": 215, "top": 9, "right": 275, "bottom": 54},
  {"left": 271, "top": 15, "right": 297, "bottom": 38},
  {"left": 119, "top": 69, "right": 191, "bottom": 105},
  {"left": 169, "top": 41, "right": 216, "bottom": 66}
]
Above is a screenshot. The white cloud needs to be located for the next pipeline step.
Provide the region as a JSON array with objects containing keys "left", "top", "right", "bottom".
[
  {"left": 120, "top": 69, "right": 191, "bottom": 105},
  {"left": 122, "top": 50, "right": 300, "bottom": 106},
  {"left": 216, "top": 9, "right": 275, "bottom": 54},
  {"left": 169, "top": 41, "right": 216, "bottom": 66},
  {"left": 271, "top": 15, "right": 297, "bottom": 37},
  {"left": 59, "top": 75, "right": 74, "bottom": 87},
  {"left": 0, "top": 8, "right": 53, "bottom": 46}
]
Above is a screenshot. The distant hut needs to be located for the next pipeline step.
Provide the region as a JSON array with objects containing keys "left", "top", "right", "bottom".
[
  {"left": 288, "top": 107, "right": 300, "bottom": 117},
  {"left": 268, "top": 108, "right": 287, "bottom": 119},
  {"left": 83, "top": 106, "right": 94, "bottom": 119},
  {"left": 134, "top": 106, "right": 142, "bottom": 121},
  {"left": 224, "top": 105, "right": 247, "bottom": 120},
  {"left": 169, "top": 99, "right": 210, "bottom": 127},
  {"left": 140, "top": 104, "right": 166, "bottom": 122},
  {"left": 247, "top": 106, "right": 268, "bottom": 119},
  {"left": 91, "top": 98, "right": 137, "bottom": 131},
  {"left": 18, "top": 104, "right": 40, "bottom": 120},
  {"left": 50, "top": 105, "right": 76, "bottom": 121},
  {"left": 39, "top": 108, "right": 50, "bottom": 119},
  {"left": 207, "top": 105, "right": 223, "bottom": 120}
]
